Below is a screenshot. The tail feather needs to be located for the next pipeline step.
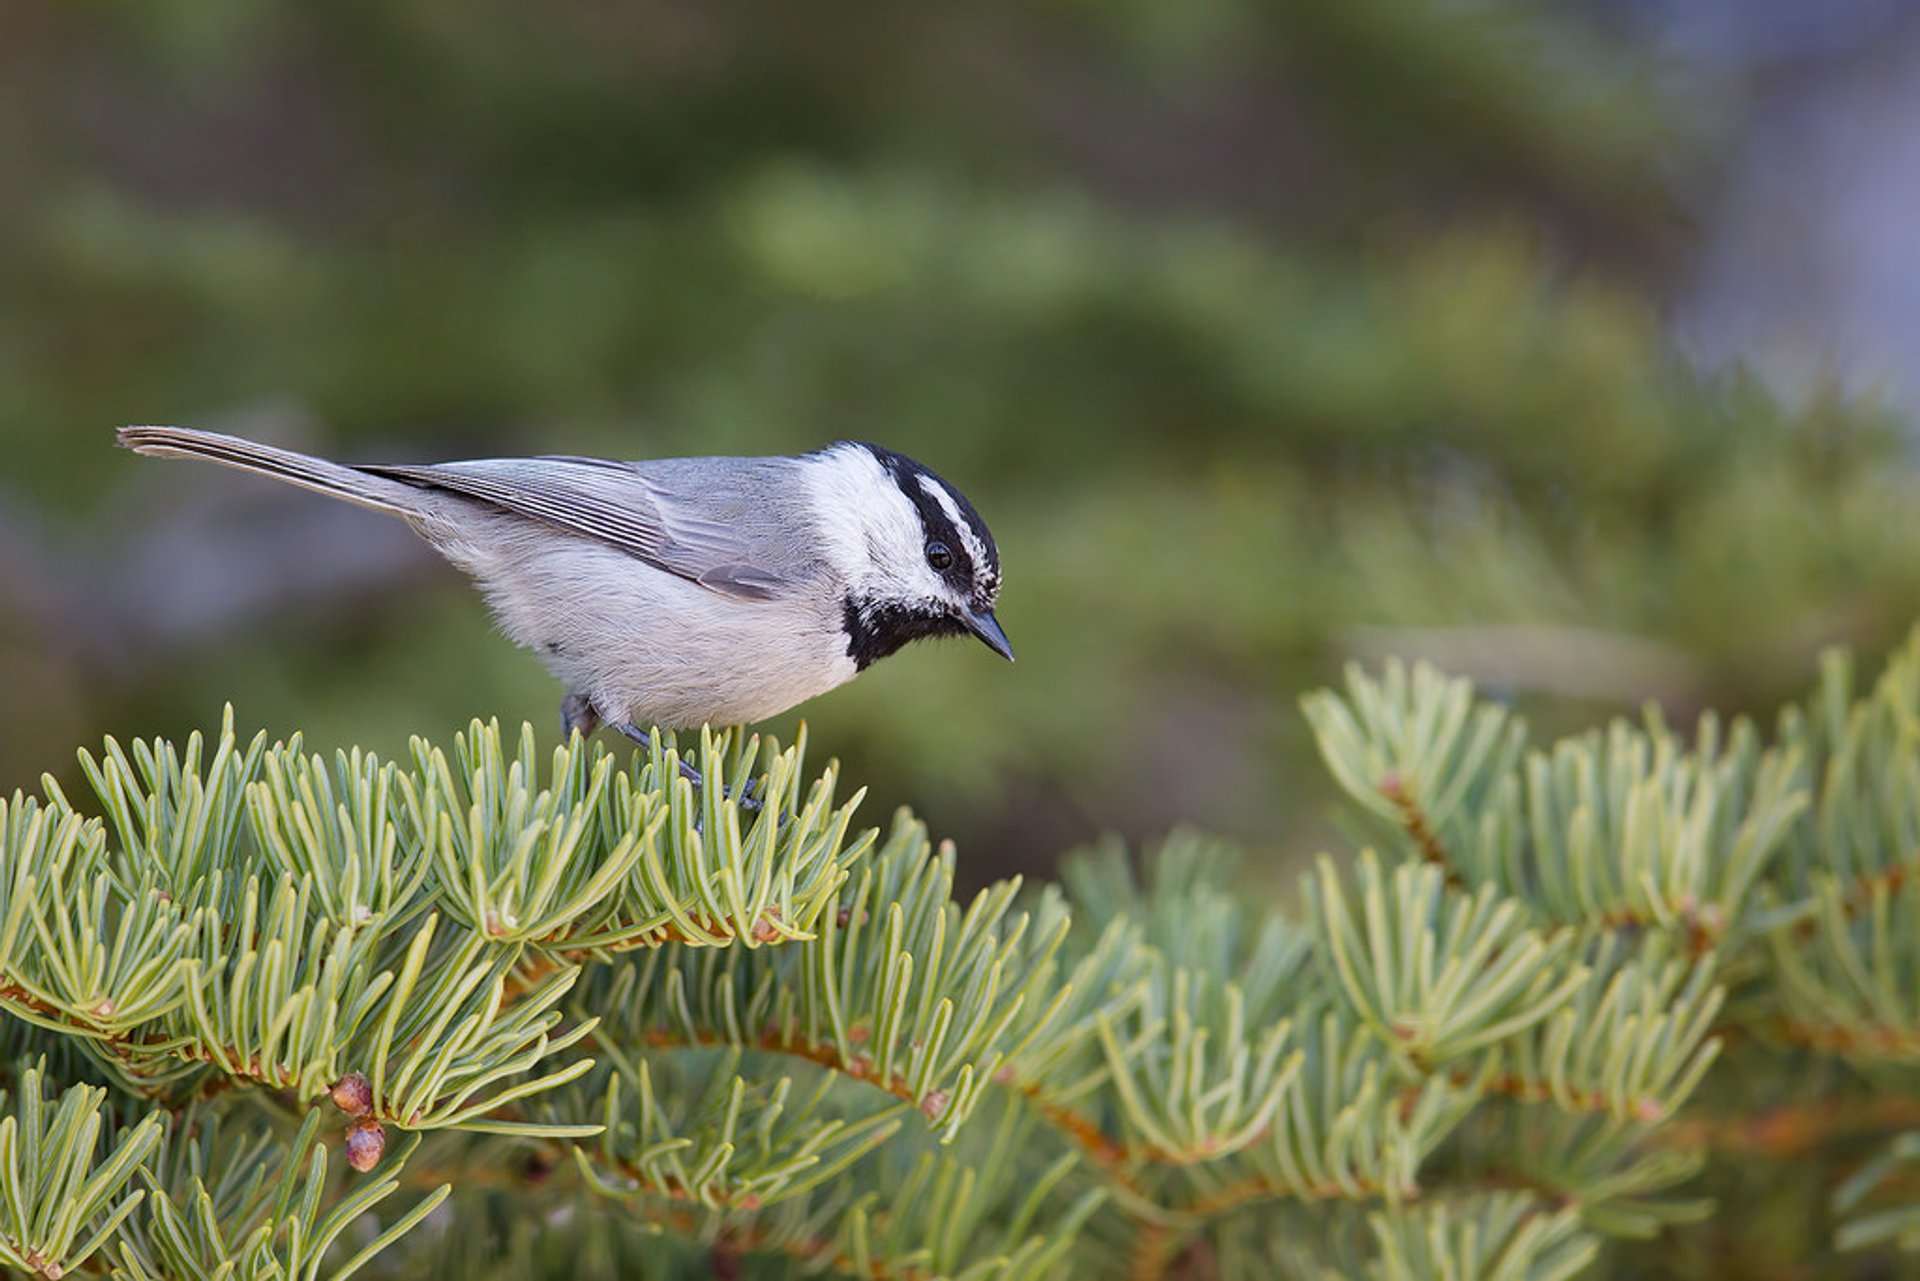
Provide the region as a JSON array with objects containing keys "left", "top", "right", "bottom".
[{"left": 117, "top": 426, "right": 422, "bottom": 517}]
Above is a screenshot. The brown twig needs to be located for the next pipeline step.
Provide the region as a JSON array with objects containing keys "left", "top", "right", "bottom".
[
  {"left": 1131, "top": 1221, "right": 1181, "bottom": 1281},
  {"left": 1791, "top": 851, "right": 1920, "bottom": 941},
  {"left": 499, "top": 909, "right": 788, "bottom": 1001},
  {"left": 1375, "top": 773, "right": 1735, "bottom": 956},
  {"left": 1660, "top": 1094, "right": 1920, "bottom": 1159},
  {"left": 1377, "top": 772, "right": 1464, "bottom": 890},
  {"left": 608, "top": 1024, "right": 948, "bottom": 1119},
  {"left": 1422, "top": 1067, "right": 1671, "bottom": 1123},
  {"left": 0, "top": 982, "right": 67, "bottom": 1022},
  {"left": 1741, "top": 1015, "right": 1920, "bottom": 1060}
]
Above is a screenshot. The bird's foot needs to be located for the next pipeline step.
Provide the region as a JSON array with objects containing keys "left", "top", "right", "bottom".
[
  {"left": 560, "top": 692, "right": 601, "bottom": 740},
  {"left": 615, "top": 722, "right": 763, "bottom": 813}
]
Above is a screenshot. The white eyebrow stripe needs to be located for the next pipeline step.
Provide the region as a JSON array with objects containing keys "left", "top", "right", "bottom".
[
  {"left": 916, "top": 473, "right": 964, "bottom": 527},
  {"left": 917, "top": 473, "right": 990, "bottom": 568}
]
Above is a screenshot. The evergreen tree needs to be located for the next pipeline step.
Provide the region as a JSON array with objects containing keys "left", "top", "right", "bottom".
[{"left": 10, "top": 630, "right": 1920, "bottom": 1276}]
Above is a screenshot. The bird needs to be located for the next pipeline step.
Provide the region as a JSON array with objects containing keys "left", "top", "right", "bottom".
[{"left": 117, "top": 426, "right": 1012, "bottom": 759}]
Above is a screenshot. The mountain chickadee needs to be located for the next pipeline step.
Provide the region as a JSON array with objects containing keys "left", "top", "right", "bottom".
[{"left": 117, "top": 426, "right": 1012, "bottom": 753}]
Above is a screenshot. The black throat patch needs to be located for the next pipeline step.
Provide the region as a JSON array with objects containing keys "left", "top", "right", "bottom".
[{"left": 842, "top": 597, "right": 970, "bottom": 670}]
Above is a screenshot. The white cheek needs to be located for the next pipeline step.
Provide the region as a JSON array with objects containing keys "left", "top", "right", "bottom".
[{"left": 904, "top": 563, "right": 951, "bottom": 601}]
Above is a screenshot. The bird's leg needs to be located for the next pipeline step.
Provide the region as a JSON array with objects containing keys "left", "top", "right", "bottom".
[
  {"left": 566, "top": 699, "right": 712, "bottom": 794},
  {"left": 614, "top": 721, "right": 762, "bottom": 812},
  {"left": 560, "top": 692, "right": 601, "bottom": 740},
  {"left": 613, "top": 721, "right": 707, "bottom": 787}
]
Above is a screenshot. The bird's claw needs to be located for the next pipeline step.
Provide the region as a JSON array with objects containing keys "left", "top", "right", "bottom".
[
  {"left": 679, "top": 758, "right": 764, "bottom": 814},
  {"left": 616, "top": 722, "right": 763, "bottom": 814}
]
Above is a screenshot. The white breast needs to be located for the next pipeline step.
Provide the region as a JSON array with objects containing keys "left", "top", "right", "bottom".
[{"left": 415, "top": 506, "right": 857, "bottom": 729}]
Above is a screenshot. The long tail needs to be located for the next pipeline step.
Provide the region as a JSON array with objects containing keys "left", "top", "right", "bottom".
[{"left": 117, "top": 425, "right": 424, "bottom": 517}]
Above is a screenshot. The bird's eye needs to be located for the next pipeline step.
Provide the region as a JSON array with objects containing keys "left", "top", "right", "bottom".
[{"left": 925, "top": 540, "right": 953, "bottom": 570}]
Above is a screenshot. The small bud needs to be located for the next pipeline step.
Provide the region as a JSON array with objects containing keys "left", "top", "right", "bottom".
[
  {"left": 920, "top": 1090, "right": 950, "bottom": 1120},
  {"left": 330, "top": 1072, "right": 373, "bottom": 1117},
  {"left": 345, "top": 1119, "right": 386, "bottom": 1172},
  {"left": 521, "top": 1148, "right": 558, "bottom": 1184},
  {"left": 1378, "top": 771, "right": 1405, "bottom": 801},
  {"left": 751, "top": 916, "right": 779, "bottom": 943}
]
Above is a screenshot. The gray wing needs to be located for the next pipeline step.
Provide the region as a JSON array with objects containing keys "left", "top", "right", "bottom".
[{"left": 361, "top": 456, "right": 793, "bottom": 600}]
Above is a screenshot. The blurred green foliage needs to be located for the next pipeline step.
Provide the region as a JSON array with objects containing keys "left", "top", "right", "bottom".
[{"left": 3, "top": 0, "right": 1916, "bottom": 896}]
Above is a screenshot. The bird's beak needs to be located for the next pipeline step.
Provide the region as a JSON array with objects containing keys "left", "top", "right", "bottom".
[{"left": 965, "top": 608, "right": 1016, "bottom": 662}]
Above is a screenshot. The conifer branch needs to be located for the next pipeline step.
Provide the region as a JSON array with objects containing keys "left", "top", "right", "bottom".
[
  {"left": 0, "top": 1067, "right": 162, "bottom": 1279},
  {"left": 572, "top": 812, "right": 1065, "bottom": 1141},
  {"left": 18, "top": 630, "right": 1920, "bottom": 1273}
]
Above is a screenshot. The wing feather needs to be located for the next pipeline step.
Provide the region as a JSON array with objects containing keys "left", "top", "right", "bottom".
[{"left": 362, "top": 457, "right": 789, "bottom": 600}]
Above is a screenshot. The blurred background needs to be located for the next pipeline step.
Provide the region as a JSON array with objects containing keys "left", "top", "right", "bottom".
[{"left": 6, "top": 0, "right": 1920, "bottom": 887}]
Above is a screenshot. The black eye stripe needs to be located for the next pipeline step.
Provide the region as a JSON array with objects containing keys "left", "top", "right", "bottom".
[
  {"left": 901, "top": 487, "right": 966, "bottom": 563},
  {"left": 916, "top": 513, "right": 970, "bottom": 584},
  {"left": 856, "top": 443, "right": 1000, "bottom": 590}
]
